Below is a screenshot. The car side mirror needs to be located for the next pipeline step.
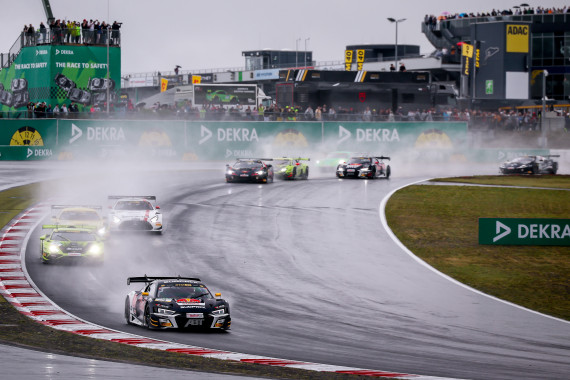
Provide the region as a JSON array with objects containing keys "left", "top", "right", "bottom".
[
  {"left": 155, "top": 206, "right": 160, "bottom": 210},
  {"left": 39, "top": 236, "right": 45, "bottom": 240},
  {"left": 215, "top": 292, "right": 221, "bottom": 298},
  {"left": 142, "top": 292, "right": 149, "bottom": 297}
]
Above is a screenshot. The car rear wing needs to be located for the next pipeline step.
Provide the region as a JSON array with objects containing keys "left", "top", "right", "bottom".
[
  {"left": 545, "top": 155, "right": 560, "bottom": 158},
  {"left": 127, "top": 276, "right": 201, "bottom": 285},
  {"left": 236, "top": 158, "right": 274, "bottom": 161},
  {"left": 108, "top": 196, "right": 156, "bottom": 201},
  {"left": 274, "top": 157, "right": 310, "bottom": 161},
  {"left": 374, "top": 156, "right": 391, "bottom": 161},
  {"left": 51, "top": 205, "right": 103, "bottom": 210},
  {"left": 42, "top": 224, "right": 98, "bottom": 230}
]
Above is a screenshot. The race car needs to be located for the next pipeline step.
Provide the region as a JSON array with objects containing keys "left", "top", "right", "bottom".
[
  {"left": 0, "top": 90, "right": 13, "bottom": 107},
  {"left": 206, "top": 89, "right": 239, "bottom": 104},
  {"left": 54, "top": 73, "right": 77, "bottom": 92},
  {"left": 273, "top": 157, "right": 310, "bottom": 180},
  {"left": 12, "top": 91, "right": 29, "bottom": 109},
  {"left": 337, "top": 155, "right": 391, "bottom": 179},
  {"left": 11, "top": 78, "right": 28, "bottom": 93},
  {"left": 225, "top": 158, "right": 274, "bottom": 183},
  {"left": 68, "top": 88, "right": 92, "bottom": 105},
  {"left": 499, "top": 155, "right": 559, "bottom": 175},
  {"left": 125, "top": 276, "right": 231, "bottom": 330},
  {"left": 108, "top": 196, "right": 163, "bottom": 233},
  {"left": 51, "top": 205, "right": 107, "bottom": 237},
  {"left": 88, "top": 77, "right": 116, "bottom": 92},
  {"left": 315, "top": 151, "right": 352, "bottom": 172},
  {"left": 40, "top": 225, "right": 104, "bottom": 264}
]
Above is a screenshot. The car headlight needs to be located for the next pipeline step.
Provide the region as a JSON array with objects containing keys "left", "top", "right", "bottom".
[
  {"left": 280, "top": 167, "right": 287, "bottom": 172},
  {"left": 360, "top": 168, "right": 369, "bottom": 171},
  {"left": 227, "top": 170, "right": 235, "bottom": 175},
  {"left": 48, "top": 244, "right": 60, "bottom": 253},
  {"left": 97, "top": 227, "right": 106, "bottom": 236},
  {"left": 157, "top": 308, "right": 176, "bottom": 315},
  {"left": 112, "top": 216, "right": 121, "bottom": 224},
  {"left": 149, "top": 215, "right": 159, "bottom": 223},
  {"left": 256, "top": 170, "right": 265, "bottom": 175},
  {"left": 211, "top": 308, "right": 225, "bottom": 315},
  {"left": 88, "top": 244, "right": 101, "bottom": 255}
]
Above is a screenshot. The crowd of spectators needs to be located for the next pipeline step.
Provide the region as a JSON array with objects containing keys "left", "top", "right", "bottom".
[
  {"left": 4, "top": 99, "right": 569, "bottom": 132},
  {"left": 425, "top": 6, "right": 569, "bottom": 27},
  {"left": 23, "top": 19, "right": 121, "bottom": 47}
]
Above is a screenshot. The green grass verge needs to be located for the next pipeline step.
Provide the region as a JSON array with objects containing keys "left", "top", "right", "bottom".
[
  {"left": 0, "top": 182, "right": 361, "bottom": 379},
  {"left": 430, "top": 174, "right": 570, "bottom": 189},
  {"left": 386, "top": 179, "right": 570, "bottom": 321}
]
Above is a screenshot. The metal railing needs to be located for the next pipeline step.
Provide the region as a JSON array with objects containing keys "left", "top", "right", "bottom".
[{"left": 1, "top": 30, "right": 121, "bottom": 70}]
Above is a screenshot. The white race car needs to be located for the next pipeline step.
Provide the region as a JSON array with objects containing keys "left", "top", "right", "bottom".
[{"left": 108, "top": 196, "right": 163, "bottom": 234}]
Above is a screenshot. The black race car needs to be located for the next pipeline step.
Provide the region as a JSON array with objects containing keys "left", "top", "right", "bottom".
[
  {"left": 88, "top": 77, "right": 116, "bottom": 92},
  {"left": 125, "top": 276, "right": 231, "bottom": 330},
  {"left": 68, "top": 88, "right": 92, "bottom": 105},
  {"left": 337, "top": 156, "right": 391, "bottom": 179},
  {"left": 499, "top": 155, "right": 559, "bottom": 175},
  {"left": 54, "top": 73, "right": 77, "bottom": 92},
  {"left": 225, "top": 158, "right": 274, "bottom": 183}
]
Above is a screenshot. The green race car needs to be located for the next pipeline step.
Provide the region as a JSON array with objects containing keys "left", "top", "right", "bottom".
[
  {"left": 315, "top": 151, "right": 353, "bottom": 172},
  {"left": 206, "top": 89, "right": 239, "bottom": 104},
  {"left": 274, "top": 157, "right": 310, "bottom": 180},
  {"left": 40, "top": 225, "right": 104, "bottom": 265}
]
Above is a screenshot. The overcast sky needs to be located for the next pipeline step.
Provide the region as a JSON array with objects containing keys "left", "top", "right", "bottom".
[{"left": 1, "top": 1, "right": 567, "bottom": 75}]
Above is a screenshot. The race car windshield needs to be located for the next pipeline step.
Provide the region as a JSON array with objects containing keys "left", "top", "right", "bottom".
[
  {"left": 52, "top": 232, "right": 97, "bottom": 241},
  {"left": 348, "top": 158, "right": 371, "bottom": 164},
  {"left": 59, "top": 211, "right": 100, "bottom": 221},
  {"left": 157, "top": 284, "right": 212, "bottom": 300},
  {"left": 114, "top": 201, "right": 153, "bottom": 211},
  {"left": 233, "top": 162, "right": 262, "bottom": 169},
  {"left": 275, "top": 160, "right": 291, "bottom": 165}
]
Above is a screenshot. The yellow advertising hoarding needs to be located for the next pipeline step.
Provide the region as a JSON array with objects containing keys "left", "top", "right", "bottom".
[
  {"left": 160, "top": 78, "right": 168, "bottom": 92},
  {"left": 506, "top": 24, "right": 529, "bottom": 53},
  {"left": 345, "top": 50, "right": 353, "bottom": 71}
]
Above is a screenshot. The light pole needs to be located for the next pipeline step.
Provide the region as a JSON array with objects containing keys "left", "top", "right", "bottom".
[
  {"left": 295, "top": 38, "right": 301, "bottom": 68},
  {"left": 304, "top": 37, "right": 310, "bottom": 67},
  {"left": 541, "top": 69, "right": 548, "bottom": 131},
  {"left": 106, "top": 0, "right": 110, "bottom": 114},
  {"left": 387, "top": 18, "right": 406, "bottom": 70}
]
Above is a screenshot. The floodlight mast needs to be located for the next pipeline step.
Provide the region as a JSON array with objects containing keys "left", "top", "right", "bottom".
[{"left": 41, "top": 0, "right": 55, "bottom": 24}]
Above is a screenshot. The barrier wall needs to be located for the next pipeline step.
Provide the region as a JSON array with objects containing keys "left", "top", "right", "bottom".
[{"left": 0, "top": 119, "right": 470, "bottom": 162}]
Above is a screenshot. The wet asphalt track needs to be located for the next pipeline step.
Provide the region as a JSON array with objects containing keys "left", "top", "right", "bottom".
[{"left": 3, "top": 161, "right": 569, "bottom": 380}]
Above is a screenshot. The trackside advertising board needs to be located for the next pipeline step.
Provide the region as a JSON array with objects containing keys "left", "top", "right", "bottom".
[
  {"left": 0, "top": 119, "right": 468, "bottom": 161},
  {"left": 479, "top": 218, "right": 570, "bottom": 246}
]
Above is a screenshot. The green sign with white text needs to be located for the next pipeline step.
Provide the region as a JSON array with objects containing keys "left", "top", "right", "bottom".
[{"left": 479, "top": 218, "right": 570, "bottom": 246}]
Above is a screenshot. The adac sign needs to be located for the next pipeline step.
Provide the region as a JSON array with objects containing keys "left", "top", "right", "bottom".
[
  {"left": 479, "top": 218, "right": 570, "bottom": 246},
  {"left": 506, "top": 24, "right": 529, "bottom": 53}
]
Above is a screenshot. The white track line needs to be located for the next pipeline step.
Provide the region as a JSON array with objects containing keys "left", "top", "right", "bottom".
[
  {"left": 0, "top": 202, "right": 461, "bottom": 379},
  {"left": 379, "top": 179, "right": 570, "bottom": 325}
]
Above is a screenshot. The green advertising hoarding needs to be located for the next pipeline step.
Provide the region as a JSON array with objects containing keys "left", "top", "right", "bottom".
[
  {"left": 0, "top": 119, "right": 59, "bottom": 160},
  {"left": 0, "top": 119, "right": 470, "bottom": 162},
  {"left": 57, "top": 119, "right": 185, "bottom": 160},
  {"left": 479, "top": 218, "right": 570, "bottom": 246},
  {"left": 0, "top": 44, "right": 121, "bottom": 113}
]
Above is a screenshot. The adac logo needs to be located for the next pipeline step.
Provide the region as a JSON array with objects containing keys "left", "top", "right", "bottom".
[
  {"left": 10, "top": 126, "right": 44, "bottom": 146},
  {"left": 493, "top": 221, "right": 511, "bottom": 242}
]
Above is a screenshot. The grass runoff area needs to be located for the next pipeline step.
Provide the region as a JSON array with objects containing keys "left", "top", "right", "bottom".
[
  {"left": 386, "top": 175, "right": 570, "bottom": 321},
  {"left": 0, "top": 183, "right": 363, "bottom": 380}
]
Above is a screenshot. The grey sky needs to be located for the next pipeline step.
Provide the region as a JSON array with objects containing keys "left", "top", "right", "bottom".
[{"left": 1, "top": 1, "right": 567, "bottom": 75}]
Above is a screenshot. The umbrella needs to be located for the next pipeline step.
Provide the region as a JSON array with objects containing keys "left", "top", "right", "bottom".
[
  {"left": 175, "top": 65, "right": 181, "bottom": 69},
  {"left": 441, "top": 11, "right": 450, "bottom": 15},
  {"left": 520, "top": 3, "right": 529, "bottom": 6}
]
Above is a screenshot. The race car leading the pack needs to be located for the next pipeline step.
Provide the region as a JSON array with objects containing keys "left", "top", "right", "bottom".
[
  {"left": 40, "top": 225, "right": 104, "bottom": 264},
  {"left": 273, "top": 157, "right": 310, "bottom": 180},
  {"left": 51, "top": 205, "right": 107, "bottom": 237},
  {"left": 125, "top": 276, "right": 231, "bottom": 330},
  {"left": 108, "top": 196, "right": 163, "bottom": 233},
  {"left": 225, "top": 158, "right": 274, "bottom": 183},
  {"left": 499, "top": 155, "right": 559, "bottom": 175},
  {"left": 336, "top": 156, "right": 391, "bottom": 179}
]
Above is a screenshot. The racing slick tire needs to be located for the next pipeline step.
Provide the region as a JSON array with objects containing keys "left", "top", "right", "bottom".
[
  {"left": 125, "top": 298, "right": 134, "bottom": 325},
  {"left": 368, "top": 168, "right": 376, "bottom": 180},
  {"left": 292, "top": 167, "right": 297, "bottom": 180},
  {"left": 144, "top": 305, "right": 154, "bottom": 330},
  {"left": 386, "top": 165, "right": 391, "bottom": 179},
  {"left": 531, "top": 164, "right": 538, "bottom": 175},
  {"left": 304, "top": 167, "right": 309, "bottom": 180},
  {"left": 551, "top": 163, "right": 558, "bottom": 175}
]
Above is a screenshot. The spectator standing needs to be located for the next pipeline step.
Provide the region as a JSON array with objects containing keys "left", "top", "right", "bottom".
[
  {"left": 304, "top": 105, "right": 314, "bottom": 120},
  {"left": 389, "top": 64, "right": 396, "bottom": 72},
  {"left": 315, "top": 106, "right": 322, "bottom": 121},
  {"left": 399, "top": 62, "right": 406, "bottom": 72},
  {"left": 363, "top": 106, "right": 372, "bottom": 122},
  {"left": 39, "top": 22, "right": 46, "bottom": 44},
  {"left": 111, "top": 21, "right": 121, "bottom": 45},
  {"left": 61, "top": 104, "right": 68, "bottom": 118},
  {"left": 328, "top": 106, "right": 336, "bottom": 120},
  {"left": 25, "top": 24, "right": 35, "bottom": 46},
  {"left": 81, "top": 20, "right": 88, "bottom": 44},
  {"left": 88, "top": 20, "right": 95, "bottom": 44}
]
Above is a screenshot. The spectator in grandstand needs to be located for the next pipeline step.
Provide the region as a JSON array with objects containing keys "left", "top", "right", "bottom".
[
  {"left": 24, "top": 24, "right": 35, "bottom": 46},
  {"left": 399, "top": 62, "right": 406, "bottom": 72},
  {"left": 390, "top": 64, "right": 396, "bottom": 71},
  {"left": 81, "top": 20, "right": 89, "bottom": 44},
  {"left": 39, "top": 22, "right": 46, "bottom": 44},
  {"left": 111, "top": 21, "right": 122, "bottom": 45}
]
